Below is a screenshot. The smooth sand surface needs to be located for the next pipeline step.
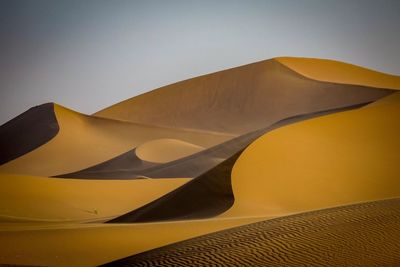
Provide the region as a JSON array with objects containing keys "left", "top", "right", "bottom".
[
  {"left": 108, "top": 102, "right": 372, "bottom": 222},
  {"left": 1, "top": 57, "right": 399, "bottom": 267},
  {"left": 94, "top": 59, "right": 390, "bottom": 134},
  {"left": 276, "top": 57, "right": 400, "bottom": 90},
  {"left": 0, "top": 104, "right": 233, "bottom": 176},
  {"left": 222, "top": 93, "right": 400, "bottom": 218},
  {"left": 105, "top": 198, "right": 400, "bottom": 266},
  {"left": 0, "top": 174, "right": 190, "bottom": 222},
  {"left": 0, "top": 103, "right": 59, "bottom": 165},
  {"left": 135, "top": 139, "right": 204, "bottom": 163},
  {"left": 0, "top": 216, "right": 266, "bottom": 267}
]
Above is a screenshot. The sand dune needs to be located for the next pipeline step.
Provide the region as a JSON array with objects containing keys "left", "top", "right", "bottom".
[
  {"left": 0, "top": 174, "right": 190, "bottom": 222},
  {"left": 104, "top": 198, "right": 400, "bottom": 266},
  {"left": 1, "top": 57, "right": 400, "bottom": 267},
  {"left": 0, "top": 103, "right": 59, "bottom": 165},
  {"left": 0, "top": 217, "right": 265, "bottom": 266},
  {"left": 55, "top": 148, "right": 158, "bottom": 179},
  {"left": 109, "top": 103, "right": 370, "bottom": 222},
  {"left": 135, "top": 139, "right": 204, "bottom": 163},
  {"left": 277, "top": 57, "right": 400, "bottom": 90},
  {"left": 0, "top": 104, "right": 233, "bottom": 177},
  {"left": 94, "top": 59, "right": 391, "bottom": 134},
  {"left": 222, "top": 92, "right": 400, "bottom": 218}
]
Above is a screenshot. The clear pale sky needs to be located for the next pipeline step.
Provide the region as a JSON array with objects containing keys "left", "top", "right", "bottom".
[{"left": 1, "top": 0, "right": 400, "bottom": 124}]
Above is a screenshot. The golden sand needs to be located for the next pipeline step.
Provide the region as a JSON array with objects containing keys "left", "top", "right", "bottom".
[
  {"left": 136, "top": 138, "right": 204, "bottom": 163},
  {"left": 0, "top": 104, "right": 234, "bottom": 176},
  {"left": 276, "top": 57, "right": 400, "bottom": 90},
  {"left": 0, "top": 174, "right": 190, "bottom": 223},
  {"left": 222, "top": 93, "right": 400, "bottom": 218},
  {"left": 0, "top": 216, "right": 266, "bottom": 266}
]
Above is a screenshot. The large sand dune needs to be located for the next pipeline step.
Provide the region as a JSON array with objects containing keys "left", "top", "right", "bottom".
[
  {"left": 223, "top": 91, "right": 400, "bottom": 217},
  {"left": 276, "top": 57, "right": 400, "bottom": 90},
  {"left": 0, "top": 103, "right": 59, "bottom": 165},
  {"left": 94, "top": 59, "right": 391, "bottom": 134},
  {"left": 0, "top": 174, "right": 190, "bottom": 222},
  {"left": 0, "top": 57, "right": 400, "bottom": 266},
  {"left": 109, "top": 103, "right": 371, "bottom": 222},
  {"left": 0, "top": 217, "right": 265, "bottom": 266},
  {"left": 104, "top": 198, "right": 400, "bottom": 266},
  {"left": 0, "top": 104, "right": 232, "bottom": 176}
]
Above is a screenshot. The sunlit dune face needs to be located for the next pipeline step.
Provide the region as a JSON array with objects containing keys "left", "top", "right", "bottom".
[
  {"left": 226, "top": 92, "right": 400, "bottom": 217},
  {"left": 135, "top": 138, "right": 204, "bottom": 163},
  {"left": 276, "top": 57, "right": 400, "bottom": 90}
]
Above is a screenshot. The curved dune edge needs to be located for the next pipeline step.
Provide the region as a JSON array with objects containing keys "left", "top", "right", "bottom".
[
  {"left": 221, "top": 92, "right": 400, "bottom": 218},
  {"left": 0, "top": 104, "right": 233, "bottom": 176},
  {"left": 103, "top": 198, "right": 400, "bottom": 266},
  {"left": 0, "top": 174, "right": 190, "bottom": 222},
  {"left": 0, "top": 216, "right": 266, "bottom": 267},
  {"left": 58, "top": 103, "right": 369, "bottom": 180},
  {"left": 276, "top": 57, "right": 400, "bottom": 90},
  {"left": 136, "top": 139, "right": 205, "bottom": 163},
  {"left": 93, "top": 59, "right": 391, "bottom": 134},
  {"left": 0, "top": 103, "right": 59, "bottom": 165}
]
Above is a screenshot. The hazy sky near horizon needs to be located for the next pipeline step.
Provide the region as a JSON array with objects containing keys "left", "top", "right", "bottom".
[{"left": 1, "top": 0, "right": 400, "bottom": 124}]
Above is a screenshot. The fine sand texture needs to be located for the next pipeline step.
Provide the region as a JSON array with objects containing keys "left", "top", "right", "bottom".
[
  {"left": 103, "top": 198, "right": 400, "bottom": 266},
  {"left": 1, "top": 57, "right": 400, "bottom": 267},
  {"left": 94, "top": 59, "right": 391, "bottom": 134},
  {"left": 0, "top": 217, "right": 265, "bottom": 267},
  {"left": 0, "top": 174, "right": 190, "bottom": 223}
]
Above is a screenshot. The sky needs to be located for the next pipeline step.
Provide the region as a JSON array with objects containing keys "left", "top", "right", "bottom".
[{"left": 1, "top": 0, "right": 400, "bottom": 124}]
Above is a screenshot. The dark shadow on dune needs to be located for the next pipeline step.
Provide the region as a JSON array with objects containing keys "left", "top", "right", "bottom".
[
  {"left": 0, "top": 103, "right": 59, "bottom": 165},
  {"left": 108, "top": 102, "right": 374, "bottom": 223},
  {"left": 102, "top": 198, "right": 400, "bottom": 267},
  {"left": 54, "top": 148, "right": 158, "bottom": 179}
]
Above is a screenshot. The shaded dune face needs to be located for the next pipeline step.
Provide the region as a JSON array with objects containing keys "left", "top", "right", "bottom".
[
  {"left": 108, "top": 102, "right": 370, "bottom": 222},
  {"left": 225, "top": 92, "right": 400, "bottom": 218},
  {"left": 103, "top": 198, "right": 400, "bottom": 267},
  {"left": 1, "top": 57, "right": 400, "bottom": 267},
  {"left": 0, "top": 103, "right": 59, "bottom": 165},
  {"left": 54, "top": 148, "right": 158, "bottom": 179},
  {"left": 0, "top": 59, "right": 393, "bottom": 177},
  {"left": 0, "top": 104, "right": 233, "bottom": 176},
  {"left": 94, "top": 59, "right": 392, "bottom": 134},
  {"left": 107, "top": 151, "right": 240, "bottom": 223}
]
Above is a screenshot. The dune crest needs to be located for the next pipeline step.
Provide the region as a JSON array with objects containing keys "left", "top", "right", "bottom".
[
  {"left": 222, "top": 92, "right": 400, "bottom": 218},
  {"left": 0, "top": 104, "right": 232, "bottom": 176},
  {"left": 276, "top": 57, "right": 400, "bottom": 90}
]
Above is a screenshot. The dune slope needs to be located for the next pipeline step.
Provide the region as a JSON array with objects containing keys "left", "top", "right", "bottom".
[
  {"left": 276, "top": 57, "right": 400, "bottom": 90},
  {"left": 135, "top": 139, "right": 204, "bottom": 163},
  {"left": 109, "top": 102, "right": 369, "bottom": 222},
  {"left": 94, "top": 59, "right": 391, "bottom": 134},
  {"left": 0, "top": 104, "right": 233, "bottom": 177},
  {"left": 0, "top": 174, "right": 190, "bottom": 222},
  {"left": 0, "top": 103, "right": 59, "bottom": 165},
  {"left": 223, "top": 92, "right": 400, "bottom": 217},
  {"left": 104, "top": 198, "right": 400, "bottom": 266}
]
